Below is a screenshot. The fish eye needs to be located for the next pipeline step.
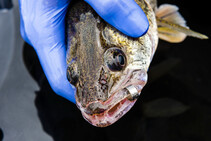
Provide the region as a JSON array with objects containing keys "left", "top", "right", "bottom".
[{"left": 104, "top": 47, "right": 126, "bottom": 72}]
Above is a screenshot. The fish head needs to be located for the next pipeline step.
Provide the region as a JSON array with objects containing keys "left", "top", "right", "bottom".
[
  {"left": 66, "top": 0, "right": 157, "bottom": 127},
  {"left": 67, "top": 23, "right": 153, "bottom": 127}
]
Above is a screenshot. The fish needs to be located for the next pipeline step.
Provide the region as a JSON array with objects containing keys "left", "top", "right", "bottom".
[{"left": 66, "top": 0, "right": 208, "bottom": 127}]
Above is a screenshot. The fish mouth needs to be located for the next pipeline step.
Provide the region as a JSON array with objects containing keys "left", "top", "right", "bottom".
[{"left": 76, "top": 70, "right": 147, "bottom": 127}]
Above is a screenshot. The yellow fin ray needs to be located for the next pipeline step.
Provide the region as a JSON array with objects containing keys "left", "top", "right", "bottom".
[
  {"left": 156, "top": 4, "right": 208, "bottom": 43},
  {"left": 157, "top": 26, "right": 186, "bottom": 43}
]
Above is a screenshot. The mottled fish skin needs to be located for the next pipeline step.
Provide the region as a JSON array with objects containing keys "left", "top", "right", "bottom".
[{"left": 66, "top": 0, "right": 158, "bottom": 127}]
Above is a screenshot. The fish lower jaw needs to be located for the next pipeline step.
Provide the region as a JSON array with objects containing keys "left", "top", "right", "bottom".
[
  {"left": 77, "top": 83, "right": 144, "bottom": 127},
  {"left": 76, "top": 70, "right": 148, "bottom": 127},
  {"left": 81, "top": 98, "right": 136, "bottom": 127}
]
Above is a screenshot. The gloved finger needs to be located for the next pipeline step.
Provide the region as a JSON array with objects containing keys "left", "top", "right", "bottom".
[
  {"left": 36, "top": 44, "right": 76, "bottom": 103},
  {"left": 85, "top": 0, "right": 149, "bottom": 38},
  {"left": 18, "top": 0, "right": 31, "bottom": 45},
  {"left": 18, "top": 0, "right": 71, "bottom": 47},
  {"left": 19, "top": 13, "right": 31, "bottom": 45},
  {"left": 33, "top": 4, "right": 76, "bottom": 103},
  {"left": 19, "top": 0, "right": 75, "bottom": 103}
]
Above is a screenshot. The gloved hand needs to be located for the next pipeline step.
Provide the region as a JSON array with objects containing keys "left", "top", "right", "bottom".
[{"left": 19, "top": 0, "right": 149, "bottom": 103}]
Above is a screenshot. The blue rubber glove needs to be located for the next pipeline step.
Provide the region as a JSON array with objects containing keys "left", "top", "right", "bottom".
[{"left": 19, "top": 0, "right": 149, "bottom": 104}]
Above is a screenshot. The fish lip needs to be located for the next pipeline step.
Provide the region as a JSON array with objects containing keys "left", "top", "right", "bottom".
[
  {"left": 76, "top": 69, "right": 147, "bottom": 127},
  {"left": 77, "top": 97, "right": 137, "bottom": 127}
]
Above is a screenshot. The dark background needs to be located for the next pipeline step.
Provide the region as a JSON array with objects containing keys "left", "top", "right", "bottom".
[{"left": 0, "top": 0, "right": 211, "bottom": 141}]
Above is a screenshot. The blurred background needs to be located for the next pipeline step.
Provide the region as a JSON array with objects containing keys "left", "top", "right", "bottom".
[{"left": 0, "top": 0, "right": 210, "bottom": 141}]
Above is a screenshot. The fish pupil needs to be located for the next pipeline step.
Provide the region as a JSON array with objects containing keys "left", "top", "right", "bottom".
[{"left": 117, "top": 55, "right": 125, "bottom": 66}]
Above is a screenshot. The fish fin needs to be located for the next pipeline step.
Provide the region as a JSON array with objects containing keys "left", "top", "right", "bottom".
[{"left": 156, "top": 4, "right": 208, "bottom": 43}]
